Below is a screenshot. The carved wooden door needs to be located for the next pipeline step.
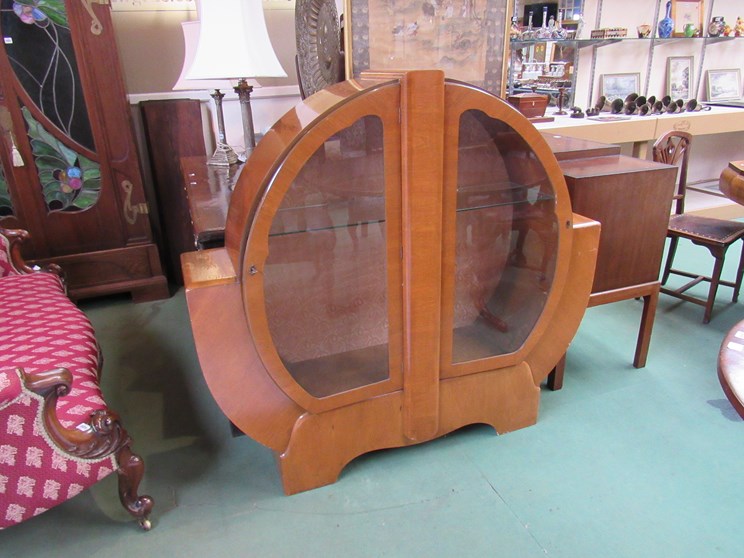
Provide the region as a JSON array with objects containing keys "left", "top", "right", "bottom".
[{"left": 0, "top": 0, "right": 167, "bottom": 300}]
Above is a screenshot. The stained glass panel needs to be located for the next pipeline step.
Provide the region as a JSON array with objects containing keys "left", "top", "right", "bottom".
[
  {"left": 23, "top": 107, "right": 101, "bottom": 212},
  {"left": 1, "top": 0, "right": 95, "bottom": 150}
]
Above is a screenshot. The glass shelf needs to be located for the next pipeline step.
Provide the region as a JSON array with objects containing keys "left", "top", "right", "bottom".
[
  {"left": 511, "top": 36, "right": 739, "bottom": 49},
  {"left": 266, "top": 182, "right": 555, "bottom": 238},
  {"left": 457, "top": 182, "right": 555, "bottom": 213}
]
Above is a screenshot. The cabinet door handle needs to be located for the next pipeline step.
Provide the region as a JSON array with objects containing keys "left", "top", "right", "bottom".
[{"left": 122, "top": 180, "right": 149, "bottom": 225}]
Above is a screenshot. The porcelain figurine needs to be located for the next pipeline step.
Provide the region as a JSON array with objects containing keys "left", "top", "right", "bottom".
[
  {"left": 637, "top": 24, "right": 652, "bottom": 38},
  {"left": 522, "top": 11, "right": 535, "bottom": 40},
  {"left": 658, "top": 1, "right": 673, "bottom": 38},
  {"left": 735, "top": 17, "right": 744, "bottom": 37},
  {"left": 707, "top": 16, "right": 724, "bottom": 37},
  {"left": 552, "top": 10, "right": 568, "bottom": 39},
  {"left": 536, "top": 6, "right": 552, "bottom": 39},
  {"left": 510, "top": 16, "right": 521, "bottom": 40}
]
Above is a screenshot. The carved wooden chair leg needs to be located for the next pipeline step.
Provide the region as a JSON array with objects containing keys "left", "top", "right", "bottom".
[
  {"left": 703, "top": 247, "right": 726, "bottom": 324},
  {"left": 661, "top": 236, "right": 679, "bottom": 285},
  {"left": 732, "top": 240, "right": 744, "bottom": 303},
  {"left": 116, "top": 444, "right": 154, "bottom": 531}
]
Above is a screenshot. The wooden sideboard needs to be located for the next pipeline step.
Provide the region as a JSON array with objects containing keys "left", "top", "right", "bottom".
[{"left": 180, "top": 156, "right": 241, "bottom": 250}]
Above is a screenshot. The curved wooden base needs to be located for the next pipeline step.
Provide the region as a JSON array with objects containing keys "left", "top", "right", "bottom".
[{"left": 278, "top": 363, "right": 539, "bottom": 495}]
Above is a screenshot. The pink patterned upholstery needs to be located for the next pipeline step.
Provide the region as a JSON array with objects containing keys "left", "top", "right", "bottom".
[
  {"left": 0, "top": 227, "right": 152, "bottom": 530},
  {"left": 0, "top": 273, "right": 116, "bottom": 529},
  {"left": 1, "top": 273, "right": 106, "bottom": 426}
]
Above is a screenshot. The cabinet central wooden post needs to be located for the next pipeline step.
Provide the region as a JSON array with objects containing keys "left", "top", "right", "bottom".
[{"left": 400, "top": 70, "right": 445, "bottom": 441}]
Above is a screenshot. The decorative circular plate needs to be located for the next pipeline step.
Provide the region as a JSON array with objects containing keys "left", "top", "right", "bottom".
[{"left": 295, "top": 0, "right": 341, "bottom": 98}]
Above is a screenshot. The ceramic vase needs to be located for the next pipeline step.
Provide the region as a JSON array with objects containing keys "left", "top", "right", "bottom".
[{"left": 658, "top": 1, "right": 674, "bottom": 38}]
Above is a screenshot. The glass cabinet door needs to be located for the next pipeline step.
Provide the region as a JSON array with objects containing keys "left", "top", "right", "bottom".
[
  {"left": 262, "top": 116, "right": 392, "bottom": 398},
  {"left": 451, "top": 108, "right": 559, "bottom": 364}
]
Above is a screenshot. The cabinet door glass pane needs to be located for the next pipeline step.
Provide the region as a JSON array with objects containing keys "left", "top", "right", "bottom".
[
  {"left": 263, "top": 116, "right": 389, "bottom": 398},
  {"left": 0, "top": 1, "right": 94, "bottom": 149},
  {"left": 452, "top": 109, "right": 558, "bottom": 363}
]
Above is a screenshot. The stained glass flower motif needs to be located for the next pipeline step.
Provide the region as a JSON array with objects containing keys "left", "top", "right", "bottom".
[
  {"left": 22, "top": 107, "right": 100, "bottom": 212},
  {"left": 13, "top": 1, "right": 48, "bottom": 24},
  {"left": 11, "top": 0, "right": 67, "bottom": 27}
]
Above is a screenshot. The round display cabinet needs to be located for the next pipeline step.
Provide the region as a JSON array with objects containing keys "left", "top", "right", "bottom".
[{"left": 183, "top": 70, "right": 599, "bottom": 494}]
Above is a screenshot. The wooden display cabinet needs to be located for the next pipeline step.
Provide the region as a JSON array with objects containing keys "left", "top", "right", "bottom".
[
  {"left": 0, "top": 1, "right": 167, "bottom": 300},
  {"left": 182, "top": 70, "right": 600, "bottom": 494}
]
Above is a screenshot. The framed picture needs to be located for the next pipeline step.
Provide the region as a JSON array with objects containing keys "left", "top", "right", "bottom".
[
  {"left": 706, "top": 69, "right": 742, "bottom": 101},
  {"left": 667, "top": 56, "right": 694, "bottom": 99},
  {"left": 344, "top": 0, "right": 510, "bottom": 96},
  {"left": 600, "top": 73, "right": 640, "bottom": 101},
  {"left": 671, "top": 0, "right": 704, "bottom": 37}
]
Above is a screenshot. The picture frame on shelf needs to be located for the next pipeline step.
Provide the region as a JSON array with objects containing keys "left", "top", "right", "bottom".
[
  {"left": 600, "top": 73, "right": 640, "bottom": 101},
  {"left": 671, "top": 0, "right": 704, "bottom": 37},
  {"left": 343, "top": 0, "right": 510, "bottom": 96},
  {"left": 706, "top": 69, "right": 741, "bottom": 101},
  {"left": 667, "top": 56, "right": 694, "bottom": 100}
]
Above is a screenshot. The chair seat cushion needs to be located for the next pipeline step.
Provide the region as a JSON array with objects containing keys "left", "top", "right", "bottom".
[
  {"left": 0, "top": 272, "right": 105, "bottom": 428},
  {"left": 669, "top": 214, "right": 744, "bottom": 245}
]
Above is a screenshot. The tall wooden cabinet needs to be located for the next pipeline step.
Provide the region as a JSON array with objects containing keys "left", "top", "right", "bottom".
[
  {"left": 183, "top": 70, "right": 601, "bottom": 494},
  {"left": 0, "top": 0, "right": 167, "bottom": 300}
]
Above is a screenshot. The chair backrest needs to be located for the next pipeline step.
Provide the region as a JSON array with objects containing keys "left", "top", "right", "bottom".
[{"left": 653, "top": 130, "right": 692, "bottom": 215}]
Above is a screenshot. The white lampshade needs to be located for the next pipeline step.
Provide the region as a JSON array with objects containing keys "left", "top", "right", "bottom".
[
  {"left": 186, "top": 0, "right": 287, "bottom": 81},
  {"left": 173, "top": 21, "right": 233, "bottom": 91}
]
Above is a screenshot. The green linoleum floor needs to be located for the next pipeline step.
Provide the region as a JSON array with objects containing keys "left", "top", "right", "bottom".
[{"left": 2, "top": 239, "right": 743, "bottom": 557}]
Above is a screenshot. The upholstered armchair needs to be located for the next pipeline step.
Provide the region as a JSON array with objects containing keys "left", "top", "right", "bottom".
[{"left": 0, "top": 227, "right": 153, "bottom": 530}]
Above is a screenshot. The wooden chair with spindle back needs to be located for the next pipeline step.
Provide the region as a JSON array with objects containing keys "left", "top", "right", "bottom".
[{"left": 654, "top": 131, "right": 744, "bottom": 323}]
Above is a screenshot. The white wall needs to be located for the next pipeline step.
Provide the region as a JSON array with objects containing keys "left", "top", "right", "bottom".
[{"left": 112, "top": 3, "right": 302, "bottom": 150}]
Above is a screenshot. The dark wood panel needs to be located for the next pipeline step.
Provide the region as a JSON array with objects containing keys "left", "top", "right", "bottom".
[
  {"left": 181, "top": 156, "right": 241, "bottom": 250},
  {"left": 542, "top": 133, "right": 622, "bottom": 161},
  {"left": 31, "top": 243, "right": 167, "bottom": 302},
  {"left": 560, "top": 155, "right": 677, "bottom": 293},
  {"left": 140, "top": 99, "right": 206, "bottom": 283}
]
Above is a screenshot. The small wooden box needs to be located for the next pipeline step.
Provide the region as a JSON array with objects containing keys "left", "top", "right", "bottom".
[{"left": 507, "top": 92, "right": 549, "bottom": 118}]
